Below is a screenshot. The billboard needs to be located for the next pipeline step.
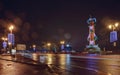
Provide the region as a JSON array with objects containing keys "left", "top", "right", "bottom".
[
  {"left": 110, "top": 31, "right": 117, "bottom": 42},
  {"left": 16, "top": 44, "right": 26, "bottom": 50},
  {"left": 8, "top": 33, "right": 15, "bottom": 45},
  {"left": 2, "top": 41, "right": 7, "bottom": 48}
]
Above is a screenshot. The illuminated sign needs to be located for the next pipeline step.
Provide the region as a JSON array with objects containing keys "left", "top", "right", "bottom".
[
  {"left": 110, "top": 31, "right": 117, "bottom": 42},
  {"left": 8, "top": 33, "right": 15, "bottom": 45}
]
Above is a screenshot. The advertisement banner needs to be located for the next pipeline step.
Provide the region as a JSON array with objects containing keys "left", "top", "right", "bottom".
[
  {"left": 8, "top": 33, "right": 15, "bottom": 45},
  {"left": 16, "top": 44, "right": 26, "bottom": 50},
  {"left": 110, "top": 31, "right": 117, "bottom": 42}
]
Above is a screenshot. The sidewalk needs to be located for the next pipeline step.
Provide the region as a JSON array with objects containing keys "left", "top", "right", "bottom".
[
  {"left": 0, "top": 53, "right": 46, "bottom": 66},
  {"left": 0, "top": 53, "right": 60, "bottom": 75}
]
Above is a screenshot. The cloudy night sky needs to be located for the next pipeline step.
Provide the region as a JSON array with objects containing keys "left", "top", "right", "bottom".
[{"left": 0, "top": 0, "right": 120, "bottom": 49}]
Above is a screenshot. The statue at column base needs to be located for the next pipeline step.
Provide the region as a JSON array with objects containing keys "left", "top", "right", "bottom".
[{"left": 86, "top": 44, "right": 101, "bottom": 54}]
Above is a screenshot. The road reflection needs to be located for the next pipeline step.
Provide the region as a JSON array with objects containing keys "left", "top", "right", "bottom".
[
  {"left": 97, "top": 59, "right": 120, "bottom": 75},
  {"left": 32, "top": 54, "right": 120, "bottom": 75},
  {"left": 37, "top": 54, "right": 71, "bottom": 66}
]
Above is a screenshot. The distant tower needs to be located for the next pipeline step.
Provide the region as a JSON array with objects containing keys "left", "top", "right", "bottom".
[{"left": 86, "top": 16, "right": 101, "bottom": 53}]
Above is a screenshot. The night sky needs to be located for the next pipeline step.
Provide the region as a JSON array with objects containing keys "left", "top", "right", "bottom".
[{"left": 0, "top": 0, "right": 120, "bottom": 49}]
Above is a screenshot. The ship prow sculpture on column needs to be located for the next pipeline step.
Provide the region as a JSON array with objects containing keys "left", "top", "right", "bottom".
[{"left": 86, "top": 16, "right": 101, "bottom": 54}]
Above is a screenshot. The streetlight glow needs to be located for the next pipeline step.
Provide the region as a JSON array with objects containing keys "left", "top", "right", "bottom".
[
  {"left": 8, "top": 25, "right": 15, "bottom": 54},
  {"left": 60, "top": 41, "right": 65, "bottom": 45},
  {"left": 60, "top": 40, "right": 65, "bottom": 51},
  {"left": 2, "top": 37, "right": 7, "bottom": 41},
  {"left": 108, "top": 25, "right": 112, "bottom": 29},
  {"left": 47, "top": 43, "right": 51, "bottom": 47},
  {"left": 108, "top": 23, "right": 119, "bottom": 31},
  {"left": 108, "top": 22, "right": 119, "bottom": 47},
  {"left": 32, "top": 44, "right": 36, "bottom": 48},
  {"left": 115, "top": 22, "right": 119, "bottom": 27},
  {"left": 9, "top": 25, "right": 14, "bottom": 33},
  {"left": 8, "top": 42, "right": 11, "bottom": 45}
]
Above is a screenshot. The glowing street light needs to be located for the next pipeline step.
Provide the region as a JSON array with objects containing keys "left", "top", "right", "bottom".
[
  {"left": 47, "top": 42, "right": 51, "bottom": 51},
  {"left": 47, "top": 43, "right": 51, "bottom": 47},
  {"left": 60, "top": 41, "right": 65, "bottom": 45},
  {"left": 8, "top": 25, "right": 15, "bottom": 54},
  {"left": 32, "top": 44, "right": 36, "bottom": 52},
  {"left": 9, "top": 25, "right": 14, "bottom": 33},
  {"left": 60, "top": 40, "right": 65, "bottom": 51},
  {"left": 108, "top": 25, "right": 112, "bottom": 29},
  {"left": 2, "top": 37, "right": 7, "bottom": 42},
  {"left": 108, "top": 22, "right": 119, "bottom": 47},
  {"left": 115, "top": 22, "right": 119, "bottom": 27},
  {"left": 2, "top": 37, "right": 8, "bottom": 53},
  {"left": 33, "top": 44, "right": 36, "bottom": 48},
  {"left": 108, "top": 22, "right": 119, "bottom": 31}
]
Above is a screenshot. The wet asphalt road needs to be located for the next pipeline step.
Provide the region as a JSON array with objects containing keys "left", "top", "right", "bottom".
[
  {"left": 0, "top": 59, "right": 54, "bottom": 75},
  {"left": 33, "top": 54, "right": 120, "bottom": 75},
  {"left": 0, "top": 54, "right": 120, "bottom": 75}
]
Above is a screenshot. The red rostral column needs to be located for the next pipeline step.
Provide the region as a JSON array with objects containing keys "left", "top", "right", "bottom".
[
  {"left": 87, "top": 16, "right": 97, "bottom": 45},
  {"left": 86, "top": 16, "right": 101, "bottom": 53}
]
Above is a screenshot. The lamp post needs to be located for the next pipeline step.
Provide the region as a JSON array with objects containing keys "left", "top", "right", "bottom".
[
  {"left": 8, "top": 42, "right": 12, "bottom": 53},
  {"left": 108, "top": 23, "right": 119, "bottom": 31},
  {"left": 47, "top": 43, "right": 51, "bottom": 52},
  {"left": 32, "top": 44, "right": 36, "bottom": 52},
  {"left": 2, "top": 37, "right": 7, "bottom": 53},
  {"left": 108, "top": 22, "right": 119, "bottom": 48},
  {"left": 60, "top": 40, "right": 65, "bottom": 51},
  {"left": 8, "top": 25, "right": 15, "bottom": 54},
  {"left": 9, "top": 25, "right": 14, "bottom": 33},
  {"left": 2, "top": 37, "right": 8, "bottom": 42}
]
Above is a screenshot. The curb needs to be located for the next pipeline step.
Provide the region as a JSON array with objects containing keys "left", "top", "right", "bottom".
[{"left": 0, "top": 54, "right": 48, "bottom": 67}]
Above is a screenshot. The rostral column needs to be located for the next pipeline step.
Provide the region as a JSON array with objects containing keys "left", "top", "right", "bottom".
[{"left": 86, "top": 16, "right": 101, "bottom": 53}]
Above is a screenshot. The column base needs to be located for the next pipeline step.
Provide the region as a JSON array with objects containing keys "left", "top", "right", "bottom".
[{"left": 85, "top": 44, "right": 101, "bottom": 54}]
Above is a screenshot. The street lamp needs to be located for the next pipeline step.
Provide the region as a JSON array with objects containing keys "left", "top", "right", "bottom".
[
  {"left": 108, "top": 22, "right": 119, "bottom": 31},
  {"left": 47, "top": 43, "right": 51, "bottom": 47},
  {"left": 60, "top": 40, "right": 65, "bottom": 51},
  {"left": 1, "top": 37, "right": 8, "bottom": 53},
  {"left": 108, "top": 22, "right": 119, "bottom": 47},
  {"left": 47, "top": 43, "right": 51, "bottom": 52},
  {"left": 32, "top": 44, "right": 36, "bottom": 52},
  {"left": 2, "top": 37, "right": 7, "bottom": 42},
  {"left": 8, "top": 42, "right": 12, "bottom": 53},
  {"left": 9, "top": 25, "right": 14, "bottom": 33},
  {"left": 8, "top": 25, "right": 15, "bottom": 54},
  {"left": 60, "top": 41, "right": 65, "bottom": 45}
]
